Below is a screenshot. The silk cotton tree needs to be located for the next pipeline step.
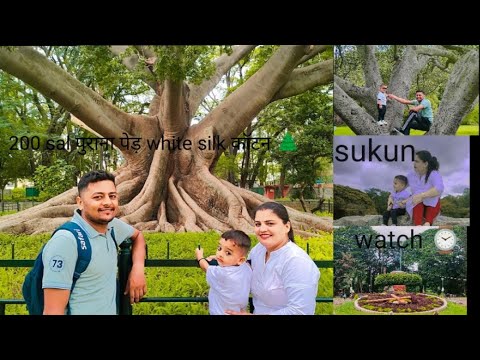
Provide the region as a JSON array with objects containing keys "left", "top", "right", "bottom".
[
  {"left": 0, "top": 45, "right": 333, "bottom": 236},
  {"left": 334, "top": 45, "right": 479, "bottom": 135}
]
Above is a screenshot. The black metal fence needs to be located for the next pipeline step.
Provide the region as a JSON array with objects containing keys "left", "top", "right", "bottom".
[
  {"left": 276, "top": 199, "right": 333, "bottom": 213},
  {"left": 0, "top": 240, "right": 333, "bottom": 315},
  {"left": 0, "top": 202, "right": 42, "bottom": 213}
]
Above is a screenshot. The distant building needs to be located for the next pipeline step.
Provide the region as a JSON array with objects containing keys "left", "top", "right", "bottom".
[{"left": 264, "top": 185, "right": 290, "bottom": 199}]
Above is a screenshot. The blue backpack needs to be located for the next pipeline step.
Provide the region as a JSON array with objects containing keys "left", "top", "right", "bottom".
[{"left": 22, "top": 222, "right": 92, "bottom": 315}]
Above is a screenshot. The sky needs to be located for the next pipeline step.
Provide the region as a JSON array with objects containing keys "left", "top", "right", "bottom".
[{"left": 334, "top": 136, "right": 469, "bottom": 197}]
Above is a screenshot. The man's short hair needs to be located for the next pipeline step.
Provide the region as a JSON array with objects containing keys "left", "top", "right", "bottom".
[
  {"left": 78, "top": 170, "right": 115, "bottom": 195},
  {"left": 415, "top": 90, "right": 425, "bottom": 94},
  {"left": 221, "top": 230, "right": 251, "bottom": 256}
]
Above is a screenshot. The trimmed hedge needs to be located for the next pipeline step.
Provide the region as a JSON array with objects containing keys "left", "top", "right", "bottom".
[{"left": 374, "top": 273, "right": 422, "bottom": 288}]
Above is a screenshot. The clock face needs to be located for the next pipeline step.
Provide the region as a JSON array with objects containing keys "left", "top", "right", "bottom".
[{"left": 434, "top": 229, "right": 457, "bottom": 251}]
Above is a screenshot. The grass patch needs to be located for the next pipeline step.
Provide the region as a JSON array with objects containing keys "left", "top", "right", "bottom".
[
  {"left": 334, "top": 126, "right": 357, "bottom": 136},
  {"left": 439, "top": 301, "right": 467, "bottom": 315},
  {"left": 314, "top": 211, "right": 333, "bottom": 217},
  {"left": 334, "top": 300, "right": 370, "bottom": 315},
  {"left": 0, "top": 211, "right": 17, "bottom": 217},
  {"left": 334, "top": 125, "right": 478, "bottom": 136},
  {"left": 334, "top": 298, "right": 467, "bottom": 315},
  {"left": 456, "top": 125, "right": 479, "bottom": 136}
]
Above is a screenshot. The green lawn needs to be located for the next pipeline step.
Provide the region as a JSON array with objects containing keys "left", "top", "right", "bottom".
[
  {"left": 334, "top": 298, "right": 467, "bottom": 315},
  {"left": 334, "top": 125, "right": 478, "bottom": 136},
  {"left": 438, "top": 301, "right": 467, "bottom": 315},
  {"left": 0, "top": 211, "right": 16, "bottom": 217}
]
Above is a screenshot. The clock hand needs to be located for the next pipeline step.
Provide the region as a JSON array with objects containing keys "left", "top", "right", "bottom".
[{"left": 442, "top": 236, "right": 451, "bottom": 241}]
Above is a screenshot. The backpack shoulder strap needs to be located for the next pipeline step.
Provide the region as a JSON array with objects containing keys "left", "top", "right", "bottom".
[
  {"left": 110, "top": 227, "right": 118, "bottom": 252},
  {"left": 53, "top": 222, "right": 92, "bottom": 290}
]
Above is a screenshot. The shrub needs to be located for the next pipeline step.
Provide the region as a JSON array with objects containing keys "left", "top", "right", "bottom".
[{"left": 374, "top": 273, "right": 422, "bottom": 289}]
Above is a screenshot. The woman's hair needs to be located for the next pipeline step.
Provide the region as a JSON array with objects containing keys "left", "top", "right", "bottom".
[
  {"left": 416, "top": 150, "right": 440, "bottom": 183},
  {"left": 254, "top": 202, "right": 294, "bottom": 242}
]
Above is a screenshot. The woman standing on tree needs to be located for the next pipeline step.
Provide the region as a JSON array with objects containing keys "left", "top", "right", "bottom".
[
  {"left": 406, "top": 150, "right": 444, "bottom": 226},
  {"left": 226, "top": 202, "right": 320, "bottom": 315}
]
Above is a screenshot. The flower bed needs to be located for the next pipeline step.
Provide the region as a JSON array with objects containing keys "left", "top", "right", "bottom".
[{"left": 355, "top": 292, "right": 447, "bottom": 314}]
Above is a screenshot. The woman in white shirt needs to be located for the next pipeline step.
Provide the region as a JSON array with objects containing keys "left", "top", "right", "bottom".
[{"left": 227, "top": 202, "right": 320, "bottom": 315}]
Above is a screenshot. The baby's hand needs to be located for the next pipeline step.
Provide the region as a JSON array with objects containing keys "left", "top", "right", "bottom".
[
  {"left": 412, "top": 193, "right": 423, "bottom": 206},
  {"left": 195, "top": 247, "right": 204, "bottom": 260}
]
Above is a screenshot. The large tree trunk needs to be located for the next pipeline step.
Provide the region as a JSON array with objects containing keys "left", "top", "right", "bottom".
[
  {"left": 431, "top": 49, "right": 479, "bottom": 134},
  {"left": 334, "top": 45, "right": 479, "bottom": 135},
  {"left": 0, "top": 46, "right": 333, "bottom": 236}
]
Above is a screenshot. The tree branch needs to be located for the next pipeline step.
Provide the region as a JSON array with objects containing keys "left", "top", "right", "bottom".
[
  {"left": 110, "top": 45, "right": 156, "bottom": 68},
  {"left": 109, "top": 46, "right": 157, "bottom": 90},
  {"left": 188, "top": 45, "right": 256, "bottom": 116},
  {"left": 432, "top": 49, "right": 479, "bottom": 134},
  {"left": 133, "top": 45, "right": 156, "bottom": 59},
  {"left": 415, "top": 45, "right": 458, "bottom": 62},
  {"left": 468, "top": 96, "right": 479, "bottom": 113},
  {"left": 295, "top": 45, "right": 329, "bottom": 66},
  {"left": 271, "top": 58, "right": 333, "bottom": 101},
  {"left": 358, "top": 45, "right": 382, "bottom": 88},
  {"left": 0, "top": 47, "right": 152, "bottom": 148},
  {"left": 161, "top": 79, "right": 189, "bottom": 137},
  {"left": 70, "top": 115, "right": 102, "bottom": 137},
  {"left": 333, "top": 83, "right": 386, "bottom": 135},
  {"left": 384, "top": 45, "right": 431, "bottom": 128},
  {"left": 32, "top": 92, "right": 48, "bottom": 120},
  {"left": 110, "top": 45, "right": 138, "bottom": 69},
  {"left": 333, "top": 75, "right": 377, "bottom": 116},
  {"left": 197, "top": 45, "right": 308, "bottom": 147},
  {"left": 441, "top": 45, "right": 471, "bottom": 54},
  {"left": 431, "top": 58, "right": 449, "bottom": 71},
  {"left": 389, "top": 45, "right": 430, "bottom": 96}
]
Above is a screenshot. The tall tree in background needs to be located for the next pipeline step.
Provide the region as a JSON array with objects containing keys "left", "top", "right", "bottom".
[
  {"left": 334, "top": 226, "right": 401, "bottom": 293},
  {"left": 0, "top": 73, "right": 31, "bottom": 203},
  {"left": 0, "top": 45, "right": 333, "bottom": 235},
  {"left": 0, "top": 47, "right": 150, "bottom": 185},
  {"left": 272, "top": 87, "right": 332, "bottom": 197},
  {"left": 0, "top": 125, "right": 30, "bottom": 204},
  {"left": 334, "top": 45, "right": 479, "bottom": 135},
  {"left": 403, "top": 227, "right": 467, "bottom": 294}
]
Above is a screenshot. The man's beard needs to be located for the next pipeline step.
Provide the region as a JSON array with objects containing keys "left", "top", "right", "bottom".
[{"left": 85, "top": 211, "right": 115, "bottom": 225}]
